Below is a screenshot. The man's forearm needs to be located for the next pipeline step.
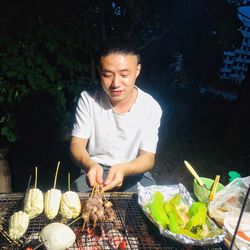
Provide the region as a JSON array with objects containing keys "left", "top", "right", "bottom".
[
  {"left": 122, "top": 151, "right": 155, "bottom": 176},
  {"left": 70, "top": 138, "right": 96, "bottom": 171}
]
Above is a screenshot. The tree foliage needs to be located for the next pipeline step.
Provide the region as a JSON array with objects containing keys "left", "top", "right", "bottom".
[
  {"left": 0, "top": 0, "right": 171, "bottom": 146},
  {"left": 0, "top": 0, "right": 242, "bottom": 146}
]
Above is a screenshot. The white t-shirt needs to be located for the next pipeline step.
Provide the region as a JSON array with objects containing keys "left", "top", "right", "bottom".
[{"left": 72, "top": 87, "right": 162, "bottom": 166}]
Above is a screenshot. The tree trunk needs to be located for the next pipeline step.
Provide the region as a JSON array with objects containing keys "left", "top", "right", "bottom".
[{"left": 0, "top": 148, "right": 12, "bottom": 193}]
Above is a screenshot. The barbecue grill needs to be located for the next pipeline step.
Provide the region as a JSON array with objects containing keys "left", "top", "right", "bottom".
[
  {"left": 0, "top": 192, "right": 172, "bottom": 249},
  {"left": 0, "top": 193, "right": 228, "bottom": 249}
]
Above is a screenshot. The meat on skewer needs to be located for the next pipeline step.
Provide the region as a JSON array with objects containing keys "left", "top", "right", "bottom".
[{"left": 81, "top": 184, "right": 116, "bottom": 231}]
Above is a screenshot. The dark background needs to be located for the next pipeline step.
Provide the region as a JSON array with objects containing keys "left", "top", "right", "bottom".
[{"left": 0, "top": 0, "right": 249, "bottom": 192}]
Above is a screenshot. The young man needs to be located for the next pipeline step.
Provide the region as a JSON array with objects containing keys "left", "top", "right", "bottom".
[{"left": 70, "top": 37, "right": 162, "bottom": 192}]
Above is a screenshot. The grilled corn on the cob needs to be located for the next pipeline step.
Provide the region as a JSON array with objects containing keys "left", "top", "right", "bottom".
[
  {"left": 60, "top": 191, "right": 81, "bottom": 219},
  {"left": 24, "top": 188, "right": 44, "bottom": 219},
  {"left": 9, "top": 211, "right": 30, "bottom": 240},
  {"left": 44, "top": 188, "right": 62, "bottom": 220}
]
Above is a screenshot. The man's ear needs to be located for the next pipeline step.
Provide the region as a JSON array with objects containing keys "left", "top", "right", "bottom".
[{"left": 136, "top": 63, "right": 141, "bottom": 78}]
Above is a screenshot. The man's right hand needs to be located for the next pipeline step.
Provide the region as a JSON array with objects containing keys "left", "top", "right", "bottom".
[{"left": 87, "top": 163, "right": 104, "bottom": 187}]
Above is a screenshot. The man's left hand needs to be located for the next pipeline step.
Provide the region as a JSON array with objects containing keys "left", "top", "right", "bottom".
[{"left": 102, "top": 164, "right": 128, "bottom": 191}]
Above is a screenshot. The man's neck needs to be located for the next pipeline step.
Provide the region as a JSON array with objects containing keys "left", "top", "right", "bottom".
[{"left": 112, "top": 88, "right": 138, "bottom": 114}]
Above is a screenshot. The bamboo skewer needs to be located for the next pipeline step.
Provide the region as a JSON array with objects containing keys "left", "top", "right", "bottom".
[
  {"left": 68, "top": 172, "right": 71, "bottom": 191},
  {"left": 53, "top": 161, "right": 60, "bottom": 189},
  {"left": 184, "top": 160, "right": 208, "bottom": 189},
  {"left": 209, "top": 175, "right": 220, "bottom": 201},
  {"left": 34, "top": 166, "right": 38, "bottom": 189},
  {"left": 33, "top": 241, "right": 46, "bottom": 250}
]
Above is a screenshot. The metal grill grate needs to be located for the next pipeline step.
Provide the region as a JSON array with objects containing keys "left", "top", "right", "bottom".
[{"left": 0, "top": 192, "right": 170, "bottom": 249}]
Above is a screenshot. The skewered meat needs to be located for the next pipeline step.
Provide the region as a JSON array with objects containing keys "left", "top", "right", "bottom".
[
  {"left": 24, "top": 188, "right": 44, "bottom": 219},
  {"left": 39, "top": 222, "right": 76, "bottom": 250},
  {"left": 60, "top": 191, "right": 81, "bottom": 219},
  {"left": 81, "top": 184, "right": 116, "bottom": 230},
  {"left": 44, "top": 188, "right": 62, "bottom": 220},
  {"left": 9, "top": 211, "right": 30, "bottom": 240}
]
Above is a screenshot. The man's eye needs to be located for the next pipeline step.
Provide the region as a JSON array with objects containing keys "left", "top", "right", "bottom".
[
  {"left": 102, "top": 73, "right": 112, "bottom": 77},
  {"left": 121, "top": 74, "right": 129, "bottom": 77}
]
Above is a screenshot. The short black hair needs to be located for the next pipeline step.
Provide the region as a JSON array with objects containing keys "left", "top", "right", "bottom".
[{"left": 98, "top": 36, "right": 140, "bottom": 64}]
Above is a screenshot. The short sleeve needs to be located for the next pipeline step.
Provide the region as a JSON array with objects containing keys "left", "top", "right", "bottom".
[
  {"left": 71, "top": 91, "right": 92, "bottom": 139},
  {"left": 140, "top": 102, "right": 162, "bottom": 153}
]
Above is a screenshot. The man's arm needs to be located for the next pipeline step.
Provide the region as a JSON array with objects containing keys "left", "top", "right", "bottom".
[
  {"left": 122, "top": 150, "right": 155, "bottom": 176},
  {"left": 70, "top": 136, "right": 93, "bottom": 170},
  {"left": 70, "top": 136, "right": 103, "bottom": 185}
]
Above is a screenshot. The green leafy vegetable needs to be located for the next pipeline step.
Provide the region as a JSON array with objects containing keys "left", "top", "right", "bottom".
[
  {"left": 186, "top": 202, "right": 207, "bottom": 230},
  {"left": 148, "top": 192, "right": 213, "bottom": 240},
  {"left": 150, "top": 191, "right": 169, "bottom": 228}
]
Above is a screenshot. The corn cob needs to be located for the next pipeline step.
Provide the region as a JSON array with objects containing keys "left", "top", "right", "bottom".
[
  {"left": 44, "top": 188, "right": 62, "bottom": 220},
  {"left": 24, "top": 188, "right": 44, "bottom": 219},
  {"left": 8, "top": 211, "right": 29, "bottom": 240},
  {"left": 60, "top": 191, "right": 81, "bottom": 219}
]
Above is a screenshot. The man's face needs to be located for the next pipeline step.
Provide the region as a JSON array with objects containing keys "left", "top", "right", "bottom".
[{"left": 99, "top": 53, "right": 141, "bottom": 105}]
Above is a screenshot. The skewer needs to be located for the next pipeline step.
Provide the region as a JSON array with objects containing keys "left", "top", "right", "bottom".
[
  {"left": 27, "top": 175, "right": 32, "bottom": 191},
  {"left": 21, "top": 174, "right": 32, "bottom": 211},
  {"left": 68, "top": 172, "right": 71, "bottom": 191},
  {"left": 90, "top": 183, "right": 97, "bottom": 198},
  {"left": 34, "top": 167, "right": 38, "bottom": 189},
  {"left": 184, "top": 160, "right": 208, "bottom": 189},
  {"left": 67, "top": 216, "right": 82, "bottom": 227},
  {"left": 209, "top": 175, "right": 220, "bottom": 201},
  {"left": 100, "top": 185, "right": 107, "bottom": 201},
  {"left": 33, "top": 240, "right": 46, "bottom": 250},
  {"left": 81, "top": 218, "right": 87, "bottom": 232},
  {"left": 53, "top": 161, "right": 60, "bottom": 189}
]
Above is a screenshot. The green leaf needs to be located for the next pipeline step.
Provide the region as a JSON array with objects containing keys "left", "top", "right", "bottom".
[
  {"left": 0, "top": 116, "right": 6, "bottom": 123},
  {"left": 6, "top": 71, "right": 17, "bottom": 77},
  {"left": 17, "top": 74, "right": 24, "bottom": 80},
  {"left": 35, "top": 56, "right": 43, "bottom": 65},
  {"left": 14, "top": 90, "right": 19, "bottom": 99},
  {"left": 0, "top": 96, "right": 5, "bottom": 102},
  {"left": 46, "top": 69, "right": 56, "bottom": 82},
  {"left": 27, "top": 58, "right": 34, "bottom": 67},
  {"left": 27, "top": 73, "right": 35, "bottom": 87},
  {"left": 1, "top": 126, "right": 17, "bottom": 143}
]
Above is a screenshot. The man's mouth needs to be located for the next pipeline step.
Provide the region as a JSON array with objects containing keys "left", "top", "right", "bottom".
[{"left": 110, "top": 90, "right": 123, "bottom": 96}]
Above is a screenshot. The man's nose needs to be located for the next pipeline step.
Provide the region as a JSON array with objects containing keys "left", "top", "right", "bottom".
[{"left": 111, "top": 75, "right": 120, "bottom": 87}]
